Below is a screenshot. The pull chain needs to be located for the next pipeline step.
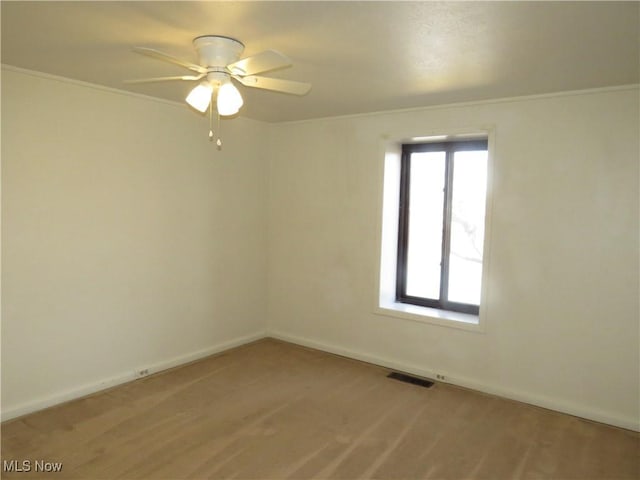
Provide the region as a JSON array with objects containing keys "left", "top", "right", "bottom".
[
  {"left": 205, "top": 92, "right": 222, "bottom": 149},
  {"left": 216, "top": 111, "right": 222, "bottom": 148},
  {"left": 208, "top": 98, "right": 214, "bottom": 141}
]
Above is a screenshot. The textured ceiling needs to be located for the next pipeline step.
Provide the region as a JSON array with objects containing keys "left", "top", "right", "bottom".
[{"left": 1, "top": 1, "right": 638, "bottom": 122}]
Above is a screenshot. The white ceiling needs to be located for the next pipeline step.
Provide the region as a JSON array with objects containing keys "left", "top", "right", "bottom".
[{"left": 2, "top": 1, "right": 638, "bottom": 123}]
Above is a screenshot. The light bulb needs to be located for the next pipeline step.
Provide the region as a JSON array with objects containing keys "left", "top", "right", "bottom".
[
  {"left": 186, "top": 83, "right": 213, "bottom": 113},
  {"left": 217, "top": 82, "right": 243, "bottom": 116}
]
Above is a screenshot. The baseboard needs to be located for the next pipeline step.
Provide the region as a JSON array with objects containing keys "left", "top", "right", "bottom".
[
  {"left": 1, "top": 331, "right": 267, "bottom": 422},
  {"left": 138, "top": 331, "right": 267, "bottom": 379},
  {"left": 268, "top": 330, "right": 639, "bottom": 432}
]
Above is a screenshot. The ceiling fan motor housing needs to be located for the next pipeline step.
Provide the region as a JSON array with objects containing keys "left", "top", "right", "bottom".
[{"left": 193, "top": 35, "right": 244, "bottom": 68}]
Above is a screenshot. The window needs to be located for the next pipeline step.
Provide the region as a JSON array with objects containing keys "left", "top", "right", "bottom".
[{"left": 396, "top": 140, "right": 488, "bottom": 315}]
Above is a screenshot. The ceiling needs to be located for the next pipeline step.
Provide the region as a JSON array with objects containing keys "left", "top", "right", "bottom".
[{"left": 1, "top": 1, "right": 638, "bottom": 123}]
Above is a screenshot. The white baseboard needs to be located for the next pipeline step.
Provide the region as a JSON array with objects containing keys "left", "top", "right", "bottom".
[
  {"left": 269, "top": 330, "right": 640, "bottom": 432},
  {"left": 1, "top": 331, "right": 266, "bottom": 422}
]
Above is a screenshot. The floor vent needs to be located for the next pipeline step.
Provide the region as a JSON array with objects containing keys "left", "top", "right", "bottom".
[{"left": 387, "top": 372, "right": 434, "bottom": 388}]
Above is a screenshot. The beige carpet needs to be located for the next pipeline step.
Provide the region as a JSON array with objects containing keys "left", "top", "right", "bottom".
[{"left": 2, "top": 338, "right": 638, "bottom": 479}]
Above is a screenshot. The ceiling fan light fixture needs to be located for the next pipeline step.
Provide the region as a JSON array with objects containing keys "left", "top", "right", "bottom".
[
  {"left": 217, "top": 82, "right": 243, "bottom": 116},
  {"left": 186, "top": 82, "right": 214, "bottom": 112}
]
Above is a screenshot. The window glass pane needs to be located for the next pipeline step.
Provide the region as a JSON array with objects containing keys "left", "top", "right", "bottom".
[
  {"left": 448, "top": 150, "right": 488, "bottom": 305},
  {"left": 406, "top": 152, "right": 445, "bottom": 299}
]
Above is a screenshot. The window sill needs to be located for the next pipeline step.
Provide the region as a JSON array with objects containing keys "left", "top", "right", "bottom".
[{"left": 375, "top": 300, "right": 483, "bottom": 332}]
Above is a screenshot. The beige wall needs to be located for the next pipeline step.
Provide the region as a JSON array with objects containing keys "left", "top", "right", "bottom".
[
  {"left": 267, "top": 87, "right": 640, "bottom": 430},
  {"left": 1, "top": 67, "right": 269, "bottom": 418}
]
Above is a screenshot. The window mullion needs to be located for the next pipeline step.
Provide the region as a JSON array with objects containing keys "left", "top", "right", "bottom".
[{"left": 440, "top": 148, "right": 454, "bottom": 305}]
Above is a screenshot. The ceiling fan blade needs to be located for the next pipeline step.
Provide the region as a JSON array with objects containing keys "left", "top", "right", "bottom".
[
  {"left": 235, "top": 75, "right": 312, "bottom": 95},
  {"left": 132, "top": 47, "right": 206, "bottom": 74},
  {"left": 227, "top": 50, "right": 292, "bottom": 76},
  {"left": 124, "top": 74, "right": 205, "bottom": 84}
]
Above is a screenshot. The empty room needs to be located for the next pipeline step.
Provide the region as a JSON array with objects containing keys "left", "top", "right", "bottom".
[{"left": 1, "top": 1, "right": 638, "bottom": 479}]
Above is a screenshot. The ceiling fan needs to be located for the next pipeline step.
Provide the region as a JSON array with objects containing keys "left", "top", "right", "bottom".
[{"left": 125, "top": 35, "right": 311, "bottom": 117}]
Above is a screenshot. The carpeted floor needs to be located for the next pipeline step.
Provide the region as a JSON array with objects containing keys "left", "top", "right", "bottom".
[{"left": 2, "top": 338, "right": 638, "bottom": 479}]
